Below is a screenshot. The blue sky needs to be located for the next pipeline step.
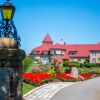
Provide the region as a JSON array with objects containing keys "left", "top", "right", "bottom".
[{"left": 0, "top": 0, "right": 100, "bottom": 54}]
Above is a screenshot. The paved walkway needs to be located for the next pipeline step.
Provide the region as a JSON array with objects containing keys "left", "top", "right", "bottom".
[
  {"left": 51, "top": 77, "right": 100, "bottom": 100},
  {"left": 23, "top": 82, "right": 77, "bottom": 100}
]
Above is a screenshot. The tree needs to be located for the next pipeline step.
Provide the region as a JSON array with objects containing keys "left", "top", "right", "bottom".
[{"left": 23, "top": 55, "right": 34, "bottom": 72}]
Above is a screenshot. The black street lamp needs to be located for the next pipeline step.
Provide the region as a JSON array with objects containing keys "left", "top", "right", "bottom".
[
  {"left": 0, "top": 0, "right": 15, "bottom": 20},
  {"left": 0, "top": 1, "right": 25, "bottom": 99},
  {"left": 0, "top": 0, "right": 20, "bottom": 46}
]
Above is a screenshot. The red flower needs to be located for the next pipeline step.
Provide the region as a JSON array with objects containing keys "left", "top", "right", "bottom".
[
  {"left": 79, "top": 73, "right": 92, "bottom": 79},
  {"left": 22, "top": 72, "right": 52, "bottom": 84},
  {"left": 56, "top": 73, "right": 75, "bottom": 80}
]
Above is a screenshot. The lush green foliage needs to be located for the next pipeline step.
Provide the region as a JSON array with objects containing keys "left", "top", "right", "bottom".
[
  {"left": 83, "top": 61, "right": 100, "bottom": 68},
  {"left": 79, "top": 67, "right": 100, "bottom": 74},
  {"left": 23, "top": 55, "right": 34, "bottom": 72},
  {"left": 63, "top": 61, "right": 100, "bottom": 68},
  {"left": 59, "top": 66, "right": 69, "bottom": 73},
  {"left": 63, "top": 61, "right": 68, "bottom": 67},
  {"left": 63, "top": 61, "right": 80, "bottom": 67},
  {"left": 83, "top": 61, "right": 93, "bottom": 68}
]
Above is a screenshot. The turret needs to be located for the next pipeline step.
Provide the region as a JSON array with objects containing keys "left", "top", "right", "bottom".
[{"left": 42, "top": 34, "right": 53, "bottom": 45}]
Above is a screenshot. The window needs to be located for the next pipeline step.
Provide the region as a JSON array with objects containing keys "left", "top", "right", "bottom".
[
  {"left": 56, "top": 50, "right": 61, "bottom": 54},
  {"left": 86, "top": 59, "right": 89, "bottom": 62},
  {"left": 70, "top": 58, "right": 74, "bottom": 61},
  {"left": 92, "top": 51, "right": 96, "bottom": 56},
  {"left": 43, "top": 57, "right": 49, "bottom": 64},
  {"left": 92, "top": 58, "right": 96, "bottom": 63},
  {"left": 43, "top": 51, "right": 48, "bottom": 55},
  {"left": 54, "top": 50, "right": 56, "bottom": 54},
  {"left": 33, "top": 51, "right": 38, "bottom": 54},
  {"left": 50, "top": 50, "right": 56, "bottom": 54},
  {"left": 78, "top": 58, "right": 81, "bottom": 62},
  {"left": 69, "top": 51, "right": 77, "bottom": 55}
]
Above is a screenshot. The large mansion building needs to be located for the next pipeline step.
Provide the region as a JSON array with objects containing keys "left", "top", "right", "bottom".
[{"left": 30, "top": 34, "right": 100, "bottom": 64}]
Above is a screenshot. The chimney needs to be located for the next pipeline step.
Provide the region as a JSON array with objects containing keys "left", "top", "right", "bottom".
[{"left": 59, "top": 39, "right": 64, "bottom": 45}]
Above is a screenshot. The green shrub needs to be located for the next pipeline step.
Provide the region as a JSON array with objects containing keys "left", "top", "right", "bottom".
[
  {"left": 80, "top": 63, "right": 84, "bottom": 67},
  {"left": 63, "top": 61, "right": 81, "bottom": 67},
  {"left": 72, "top": 62, "right": 80, "bottom": 67},
  {"left": 95, "top": 63, "right": 100, "bottom": 67},
  {"left": 78, "top": 68, "right": 89, "bottom": 74},
  {"left": 59, "top": 66, "right": 69, "bottom": 73},
  {"left": 84, "top": 63, "right": 92, "bottom": 68},
  {"left": 63, "top": 61, "right": 68, "bottom": 67},
  {"left": 23, "top": 55, "right": 34, "bottom": 72},
  {"left": 84, "top": 62, "right": 98, "bottom": 68},
  {"left": 68, "top": 61, "right": 80, "bottom": 67},
  {"left": 48, "top": 66, "right": 56, "bottom": 76}
]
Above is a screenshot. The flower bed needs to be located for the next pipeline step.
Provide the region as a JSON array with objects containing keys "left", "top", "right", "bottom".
[
  {"left": 79, "top": 73, "right": 92, "bottom": 79},
  {"left": 56, "top": 73, "right": 79, "bottom": 82},
  {"left": 22, "top": 72, "right": 53, "bottom": 86},
  {"left": 56, "top": 73, "right": 92, "bottom": 82},
  {"left": 22, "top": 72, "right": 93, "bottom": 86}
]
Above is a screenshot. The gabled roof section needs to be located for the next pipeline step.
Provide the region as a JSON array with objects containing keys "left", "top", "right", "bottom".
[
  {"left": 31, "top": 43, "right": 100, "bottom": 56},
  {"left": 32, "top": 44, "right": 51, "bottom": 54},
  {"left": 51, "top": 44, "right": 65, "bottom": 50},
  {"left": 42, "top": 34, "right": 53, "bottom": 43}
]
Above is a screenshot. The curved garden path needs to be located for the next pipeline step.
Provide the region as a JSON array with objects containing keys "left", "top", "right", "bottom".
[
  {"left": 23, "top": 82, "right": 77, "bottom": 100},
  {"left": 51, "top": 77, "right": 100, "bottom": 100}
]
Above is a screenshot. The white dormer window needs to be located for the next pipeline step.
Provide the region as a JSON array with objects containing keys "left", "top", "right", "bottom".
[
  {"left": 69, "top": 51, "right": 77, "bottom": 55},
  {"left": 50, "top": 49, "right": 62, "bottom": 54},
  {"left": 56, "top": 50, "right": 61, "bottom": 54}
]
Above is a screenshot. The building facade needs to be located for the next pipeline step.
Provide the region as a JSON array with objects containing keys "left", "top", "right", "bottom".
[{"left": 30, "top": 34, "right": 100, "bottom": 64}]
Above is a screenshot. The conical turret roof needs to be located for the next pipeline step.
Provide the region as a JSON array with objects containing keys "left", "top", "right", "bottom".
[{"left": 42, "top": 34, "right": 53, "bottom": 43}]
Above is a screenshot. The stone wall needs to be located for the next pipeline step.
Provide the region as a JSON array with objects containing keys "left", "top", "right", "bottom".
[{"left": 0, "top": 49, "right": 25, "bottom": 100}]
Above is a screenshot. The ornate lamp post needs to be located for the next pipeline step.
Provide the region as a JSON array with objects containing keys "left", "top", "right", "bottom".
[
  {"left": 0, "top": 0, "right": 20, "bottom": 46},
  {"left": 0, "top": 0, "right": 25, "bottom": 100}
]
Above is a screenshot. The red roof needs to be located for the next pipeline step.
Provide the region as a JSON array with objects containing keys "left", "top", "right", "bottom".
[
  {"left": 31, "top": 34, "right": 100, "bottom": 58},
  {"left": 32, "top": 44, "right": 51, "bottom": 54},
  {"left": 51, "top": 44, "right": 65, "bottom": 50},
  {"left": 42, "top": 34, "right": 53, "bottom": 43},
  {"left": 63, "top": 53, "right": 69, "bottom": 59},
  {"left": 32, "top": 43, "right": 100, "bottom": 58},
  {"left": 65, "top": 44, "right": 100, "bottom": 58}
]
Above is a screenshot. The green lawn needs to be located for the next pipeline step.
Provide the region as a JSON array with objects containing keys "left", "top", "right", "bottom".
[{"left": 23, "top": 83, "right": 35, "bottom": 94}]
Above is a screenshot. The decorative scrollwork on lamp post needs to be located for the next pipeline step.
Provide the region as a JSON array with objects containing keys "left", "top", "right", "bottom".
[{"left": 0, "top": 0, "right": 21, "bottom": 46}]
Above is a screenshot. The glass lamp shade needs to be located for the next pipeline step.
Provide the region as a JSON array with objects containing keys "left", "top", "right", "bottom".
[{"left": 0, "top": 2, "right": 15, "bottom": 20}]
